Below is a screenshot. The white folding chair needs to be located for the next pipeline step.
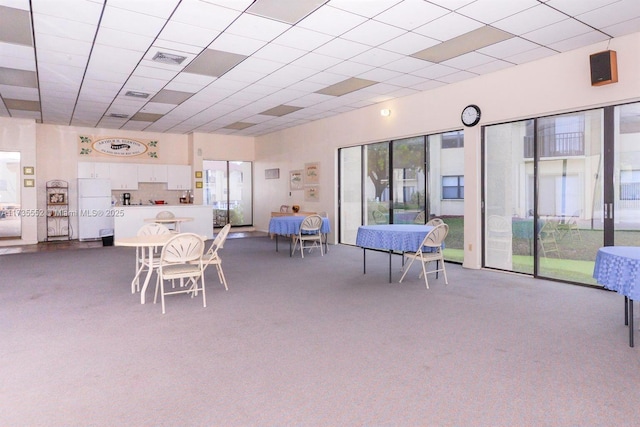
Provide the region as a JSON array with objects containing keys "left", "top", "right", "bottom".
[
  {"left": 154, "top": 233, "right": 206, "bottom": 314},
  {"left": 132, "top": 223, "right": 171, "bottom": 293},
  {"left": 399, "top": 223, "right": 449, "bottom": 289},
  {"left": 200, "top": 223, "right": 231, "bottom": 290},
  {"left": 291, "top": 214, "right": 324, "bottom": 258}
]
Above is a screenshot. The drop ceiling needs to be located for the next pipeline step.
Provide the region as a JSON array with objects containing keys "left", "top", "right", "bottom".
[{"left": 0, "top": 0, "right": 638, "bottom": 136}]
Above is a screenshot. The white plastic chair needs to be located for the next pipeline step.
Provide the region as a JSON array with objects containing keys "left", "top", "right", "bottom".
[
  {"left": 154, "top": 233, "right": 206, "bottom": 314},
  {"left": 291, "top": 214, "right": 324, "bottom": 258},
  {"left": 132, "top": 223, "right": 171, "bottom": 293},
  {"left": 426, "top": 217, "right": 444, "bottom": 226},
  {"left": 200, "top": 223, "right": 231, "bottom": 290},
  {"left": 399, "top": 223, "right": 449, "bottom": 289}
]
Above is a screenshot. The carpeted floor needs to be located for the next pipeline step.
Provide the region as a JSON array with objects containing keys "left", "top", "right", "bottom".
[{"left": 1, "top": 236, "right": 638, "bottom": 426}]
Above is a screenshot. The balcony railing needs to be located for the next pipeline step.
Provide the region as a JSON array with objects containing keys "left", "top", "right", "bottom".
[{"left": 524, "top": 131, "right": 585, "bottom": 158}]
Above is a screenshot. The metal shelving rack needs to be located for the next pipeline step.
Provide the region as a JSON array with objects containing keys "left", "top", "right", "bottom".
[{"left": 46, "top": 180, "right": 71, "bottom": 241}]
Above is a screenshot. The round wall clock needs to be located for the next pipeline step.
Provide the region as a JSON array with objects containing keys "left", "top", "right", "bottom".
[{"left": 461, "top": 104, "right": 481, "bottom": 127}]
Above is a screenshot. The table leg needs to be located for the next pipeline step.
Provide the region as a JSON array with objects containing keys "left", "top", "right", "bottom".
[
  {"left": 625, "top": 296, "right": 628, "bottom": 325},
  {"left": 140, "top": 248, "right": 155, "bottom": 304},
  {"left": 131, "top": 247, "right": 146, "bottom": 294},
  {"left": 388, "top": 250, "right": 392, "bottom": 283},
  {"left": 629, "top": 298, "right": 634, "bottom": 348},
  {"left": 275, "top": 234, "right": 279, "bottom": 252},
  {"left": 363, "top": 248, "right": 366, "bottom": 274}
]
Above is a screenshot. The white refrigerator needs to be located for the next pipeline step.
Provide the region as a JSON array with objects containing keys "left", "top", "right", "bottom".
[{"left": 78, "top": 178, "right": 113, "bottom": 241}]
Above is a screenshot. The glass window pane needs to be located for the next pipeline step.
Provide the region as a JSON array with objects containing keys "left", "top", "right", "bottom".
[
  {"left": 392, "top": 136, "right": 425, "bottom": 224},
  {"left": 0, "top": 151, "right": 21, "bottom": 239},
  {"left": 365, "top": 142, "right": 389, "bottom": 224}
]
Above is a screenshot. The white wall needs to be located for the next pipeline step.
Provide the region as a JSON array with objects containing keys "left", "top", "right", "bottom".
[{"left": 254, "top": 32, "right": 640, "bottom": 269}]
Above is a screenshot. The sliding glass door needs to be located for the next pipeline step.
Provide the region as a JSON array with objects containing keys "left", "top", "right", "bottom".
[
  {"left": 203, "top": 160, "right": 252, "bottom": 227},
  {"left": 483, "top": 102, "right": 640, "bottom": 286}
]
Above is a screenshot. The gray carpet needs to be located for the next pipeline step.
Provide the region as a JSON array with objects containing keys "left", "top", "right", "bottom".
[{"left": 1, "top": 236, "right": 638, "bottom": 426}]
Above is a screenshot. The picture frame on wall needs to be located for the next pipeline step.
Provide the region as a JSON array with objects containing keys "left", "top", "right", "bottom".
[
  {"left": 304, "top": 186, "right": 319, "bottom": 202},
  {"left": 290, "top": 170, "right": 303, "bottom": 190},
  {"left": 265, "top": 168, "right": 279, "bottom": 179},
  {"left": 304, "top": 162, "right": 319, "bottom": 185}
]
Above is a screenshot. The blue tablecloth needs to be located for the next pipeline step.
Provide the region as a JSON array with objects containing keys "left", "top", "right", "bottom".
[
  {"left": 269, "top": 215, "right": 331, "bottom": 235},
  {"left": 593, "top": 246, "right": 640, "bottom": 299},
  {"left": 356, "top": 224, "right": 434, "bottom": 252}
]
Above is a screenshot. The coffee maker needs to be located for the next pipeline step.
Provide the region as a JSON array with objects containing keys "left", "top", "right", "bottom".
[{"left": 122, "top": 192, "right": 131, "bottom": 205}]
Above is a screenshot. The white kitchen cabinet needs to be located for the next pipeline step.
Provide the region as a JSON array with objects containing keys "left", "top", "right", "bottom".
[
  {"left": 78, "top": 161, "right": 110, "bottom": 179},
  {"left": 110, "top": 163, "right": 139, "bottom": 190},
  {"left": 137, "top": 164, "right": 168, "bottom": 182},
  {"left": 167, "top": 165, "right": 192, "bottom": 190}
]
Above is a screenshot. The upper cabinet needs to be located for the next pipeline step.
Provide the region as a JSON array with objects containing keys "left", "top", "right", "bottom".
[
  {"left": 137, "top": 164, "right": 168, "bottom": 183},
  {"left": 110, "top": 163, "right": 139, "bottom": 190},
  {"left": 78, "top": 161, "right": 110, "bottom": 179},
  {"left": 167, "top": 165, "right": 191, "bottom": 190}
]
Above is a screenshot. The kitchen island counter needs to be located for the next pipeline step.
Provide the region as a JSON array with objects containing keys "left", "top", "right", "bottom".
[{"left": 114, "top": 205, "right": 213, "bottom": 239}]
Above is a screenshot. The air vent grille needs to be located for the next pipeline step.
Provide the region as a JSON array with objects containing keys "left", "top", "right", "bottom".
[
  {"left": 109, "top": 113, "right": 129, "bottom": 119},
  {"left": 152, "top": 52, "right": 187, "bottom": 65}
]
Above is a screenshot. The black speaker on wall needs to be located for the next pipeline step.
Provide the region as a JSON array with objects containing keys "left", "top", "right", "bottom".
[{"left": 590, "top": 50, "right": 618, "bottom": 86}]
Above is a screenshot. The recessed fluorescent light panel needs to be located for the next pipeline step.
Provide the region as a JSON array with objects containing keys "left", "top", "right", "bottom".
[
  {"left": 315, "top": 77, "right": 379, "bottom": 97},
  {"left": 4, "top": 99, "right": 40, "bottom": 111},
  {"left": 152, "top": 51, "right": 188, "bottom": 65},
  {"left": 150, "top": 89, "right": 193, "bottom": 105},
  {"left": 130, "top": 112, "right": 164, "bottom": 122},
  {"left": 183, "top": 49, "right": 247, "bottom": 78},
  {"left": 0, "top": 67, "right": 38, "bottom": 88},
  {"left": 125, "top": 91, "right": 150, "bottom": 99},
  {"left": 224, "top": 122, "right": 256, "bottom": 130},
  {"left": 260, "top": 105, "right": 303, "bottom": 117},
  {"left": 247, "top": 0, "right": 325, "bottom": 24},
  {"left": 412, "top": 26, "right": 513, "bottom": 63},
  {"left": 0, "top": 6, "right": 33, "bottom": 46}
]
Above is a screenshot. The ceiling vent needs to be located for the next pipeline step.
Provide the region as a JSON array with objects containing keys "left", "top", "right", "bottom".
[
  {"left": 108, "top": 113, "right": 129, "bottom": 119},
  {"left": 125, "top": 90, "right": 150, "bottom": 98},
  {"left": 152, "top": 51, "right": 187, "bottom": 65}
]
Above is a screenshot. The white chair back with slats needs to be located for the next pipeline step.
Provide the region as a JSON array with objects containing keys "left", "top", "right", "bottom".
[
  {"left": 154, "top": 233, "right": 206, "bottom": 314},
  {"left": 201, "top": 223, "right": 232, "bottom": 290},
  {"left": 399, "top": 223, "right": 449, "bottom": 289},
  {"left": 292, "top": 214, "right": 324, "bottom": 258}
]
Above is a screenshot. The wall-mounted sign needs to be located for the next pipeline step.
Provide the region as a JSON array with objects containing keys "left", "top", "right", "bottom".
[
  {"left": 92, "top": 138, "right": 148, "bottom": 157},
  {"left": 79, "top": 135, "right": 159, "bottom": 158}
]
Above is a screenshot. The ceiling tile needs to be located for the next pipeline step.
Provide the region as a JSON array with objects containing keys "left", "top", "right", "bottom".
[
  {"left": 31, "top": 0, "right": 102, "bottom": 24},
  {"left": 252, "top": 43, "right": 307, "bottom": 64},
  {"left": 140, "top": 102, "right": 177, "bottom": 114},
  {"left": 548, "top": 30, "right": 609, "bottom": 52},
  {"left": 292, "top": 52, "right": 343, "bottom": 71},
  {"left": 314, "top": 38, "right": 371, "bottom": 60},
  {"left": 32, "top": 13, "right": 97, "bottom": 41},
  {"left": 378, "top": 32, "right": 440, "bottom": 55},
  {"left": 95, "top": 27, "right": 154, "bottom": 52},
  {"left": 106, "top": 0, "right": 179, "bottom": 19},
  {"left": 0, "top": 84, "right": 39, "bottom": 100},
  {"left": 523, "top": 19, "right": 593, "bottom": 45},
  {"left": 130, "top": 112, "right": 163, "bottom": 122},
  {"left": 150, "top": 89, "right": 193, "bottom": 105},
  {"left": 172, "top": 0, "right": 242, "bottom": 30},
  {"left": 546, "top": 0, "right": 624, "bottom": 16},
  {"left": 492, "top": 4, "right": 568, "bottom": 35},
  {"left": 208, "top": 32, "right": 267, "bottom": 56},
  {"left": 4, "top": 98, "right": 40, "bottom": 111},
  {"left": 504, "top": 46, "right": 557, "bottom": 64},
  {"left": 297, "top": 5, "right": 367, "bottom": 36},
  {"left": 34, "top": 34, "right": 92, "bottom": 56},
  {"left": 271, "top": 26, "right": 334, "bottom": 51},
  {"left": 328, "top": 0, "right": 403, "bottom": 19},
  {"left": 374, "top": 0, "right": 449, "bottom": 30},
  {"left": 326, "top": 60, "right": 374, "bottom": 77},
  {"left": 158, "top": 20, "right": 220, "bottom": 48},
  {"left": 456, "top": 0, "right": 539, "bottom": 24},
  {"left": 226, "top": 12, "right": 291, "bottom": 42},
  {"left": 340, "top": 19, "right": 407, "bottom": 46},
  {"left": 578, "top": 0, "right": 640, "bottom": 29},
  {"left": 413, "top": 12, "right": 484, "bottom": 41},
  {"left": 100, "top": 5, "right": 166, "bottom": 37}
]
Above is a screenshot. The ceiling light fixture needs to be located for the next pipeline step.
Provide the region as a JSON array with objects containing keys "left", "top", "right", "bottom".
[
  {"left": 380, "top": 109, "right": 391, "bottom": 117},
  {"left": 108, "top": 113, "right": 129, "bottom": 119}
]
